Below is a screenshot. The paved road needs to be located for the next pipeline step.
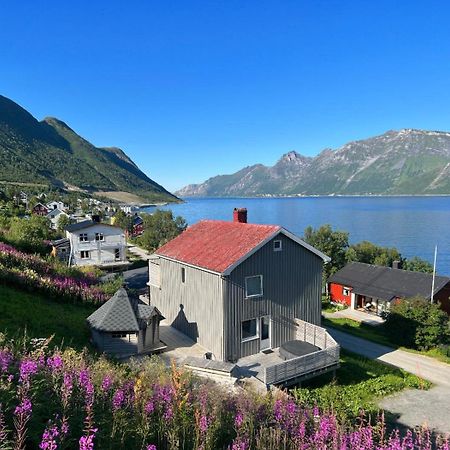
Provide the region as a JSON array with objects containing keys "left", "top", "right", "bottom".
[
  {"left": 123, "top": 266, "right": 148, "bottom": 290},
  {"left": 327, "top": 328, "right": 450, "bottom": 386},
  {"left": 327, "top": 327, "right": 450, "bottom": 433}
]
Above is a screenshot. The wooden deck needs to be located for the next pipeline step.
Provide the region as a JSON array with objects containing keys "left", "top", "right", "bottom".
[
  {"left": 237, "top": 320, "right": 340, "bottom": 387},
  {"left": 158, "top": 319, "right": 209, "bottom": 365}
]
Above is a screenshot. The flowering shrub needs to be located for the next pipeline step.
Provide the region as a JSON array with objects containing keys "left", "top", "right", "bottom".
[
  {"left": 0, "top": 336, "right": 448, "bottom": 449},
  {"left": 0, "top": 242, "right": 107, "bottom": 304}
]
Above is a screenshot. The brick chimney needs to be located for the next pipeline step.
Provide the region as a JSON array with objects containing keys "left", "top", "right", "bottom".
[{"left": 233, "top": 208, "right": 247, "bottom": 223}]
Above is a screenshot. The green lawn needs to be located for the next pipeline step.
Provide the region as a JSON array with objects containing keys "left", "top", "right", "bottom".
[
  {"left": 323, "top": 316, "right": 450, "bottom": 364},
  {"left": 292, "top": 349, "right": 430, "bottom": 423},
  {"left": 0, "top": 284, "right": 97, "bottom": 351}
]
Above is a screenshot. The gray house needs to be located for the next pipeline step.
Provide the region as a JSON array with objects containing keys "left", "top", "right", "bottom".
[
  {"left": 148, "top": 208, "right": 330, "bottom": 363},
  {"left": 87, "top": 288, "right": 165, "bottom": 357}
]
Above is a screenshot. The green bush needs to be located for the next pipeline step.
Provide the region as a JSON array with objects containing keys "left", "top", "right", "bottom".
[{"left": 384, "top": 297, "right": 450, "bottom": 350}]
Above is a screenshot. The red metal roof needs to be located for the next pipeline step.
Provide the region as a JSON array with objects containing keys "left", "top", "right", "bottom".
[{"left": 155, "top": 220, "right": 281, "bottom": 274}]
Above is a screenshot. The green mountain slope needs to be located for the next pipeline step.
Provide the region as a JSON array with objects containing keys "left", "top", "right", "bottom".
[
  {"left": 177, "top": 130, "right": 450, "bottom": 196},
  {"left": 0, "top": 95, "right": 177, "bottom": 203}
]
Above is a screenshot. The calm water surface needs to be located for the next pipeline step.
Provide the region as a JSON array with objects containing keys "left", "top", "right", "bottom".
[{"left": 142, "top": 197, "right": 450, "bottom": 275}]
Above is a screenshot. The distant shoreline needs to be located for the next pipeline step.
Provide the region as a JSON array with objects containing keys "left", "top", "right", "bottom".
[{"left": 176, "top": 194, "right": 450, "bottom": 200}]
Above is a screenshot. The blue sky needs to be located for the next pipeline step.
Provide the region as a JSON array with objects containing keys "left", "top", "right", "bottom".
[{"left": 2, "top": 1, "right": 450, "bottom": 192}]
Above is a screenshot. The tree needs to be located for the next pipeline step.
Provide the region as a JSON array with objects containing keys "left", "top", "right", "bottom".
[
  {"left": 138, "top": 210, "right": 187, "bottom": 252},
  {"left": 303, "top": 224, "right": 349, "bottom": 280},
  {"left": 6, "top": 216, "right": 52, "bottom": 252},
  {"left": 403, "top": 256, "right": 433, "bottom": 273},
  {"left": 346, "top": 241, "right": 403, "bottom": 268},
  {"left": 56, "top": 214, "right": 72, "bottom": 233},
  {"left": 384, "top": 297, "right": 449, "bottom": 350},
  {"left": 112, "top": 210, "right": 134, "bottom": 234}
]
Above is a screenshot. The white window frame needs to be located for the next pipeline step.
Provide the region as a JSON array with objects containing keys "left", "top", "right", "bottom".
[
  {"left": 343, "top": 287, "right": 351, "bottom": 296},
  {"left": 79, "top": 233, "right": 88, "bottom": 242},
  {"left": 241, "top": 318, "right": 259, "bottom": 342},
  {"left": 273, "top": 240, "right": 282, "bottom": 252},
  {"left": 114, "top": 248, "right": 120, "bottom": 260},
  {"left": 80, "top": 250, "right": 90, "bottom": 259},
  {"left": 95, "top": 232, "right": 104, "bottom": 241},
  {"left": 245, "top": 275, "right": 263, "bottom": 298}
]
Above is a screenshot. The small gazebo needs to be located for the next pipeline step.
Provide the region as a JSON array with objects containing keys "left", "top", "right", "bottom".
[{"left": 87, "top": 288, "right": 165, "bottom": 357}]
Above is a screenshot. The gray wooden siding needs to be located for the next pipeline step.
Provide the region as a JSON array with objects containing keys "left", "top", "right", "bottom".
[
  {"left": 91, "top": 330, "right": 139, "bottom": 355},
  {"left": 224, "top": 234, "right": 323, "bottom": 361},
  {"left": 149, "top": 259, "right": 225, "bottom": 360}
]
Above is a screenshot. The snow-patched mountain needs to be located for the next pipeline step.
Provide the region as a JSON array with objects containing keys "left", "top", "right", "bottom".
[{"left": 176, "top": 129, "right": 450, "bottom": 196}]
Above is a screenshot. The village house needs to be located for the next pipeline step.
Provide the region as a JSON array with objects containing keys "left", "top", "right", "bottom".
[
  {"left": 46, "top": 200, "right": 68, "bottom": 212},
  {"left": 50, "top": 238, "right": 70, "bottom": 263},
  {"left": 65, "top": 218, "right": 128, "bottom": 267},
  {"left": 87, "top": 288, "right": 165, "bottom": 357},
  {"left": 32, "top": 202, "right": 49, "bottom": 216},
  {"left": 132, "top": 215, "right": 144, "bottom": 237},
  {"left": 147, "top": 208, "right": 340, "bottom": 386},
  {"left": 328, "top": 261, "right": 450, "bottom": 315},
  {"left": 46, "top": 208, "right": 69, "bottom": 230}
]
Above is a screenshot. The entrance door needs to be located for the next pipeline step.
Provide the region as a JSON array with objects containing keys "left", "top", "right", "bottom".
[{"left": 260, "top": 316, "right": 271, "bottom": 351}]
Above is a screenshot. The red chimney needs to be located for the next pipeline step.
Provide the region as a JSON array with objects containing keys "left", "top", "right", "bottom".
[{"left": 233, "top": 208, "right": 247, "bottom": 223}]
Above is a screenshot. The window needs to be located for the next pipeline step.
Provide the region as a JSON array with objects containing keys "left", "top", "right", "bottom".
[
  {"left": 245, "top": 275, "right": 263, "bottom": 298},
  {"left": 342, "top": 287, "right": 351, "bottom": 296},
  {"left": 242, "top": 319, "right": 258, "bottom": 341},
  {"left": 79, "top": 233, "right": 88, "bottom": 242},
  {"left": 181, "top": 267, "right": 186, "bottom": 283},
  {"left": 95, "top": 233, "right": 104, "bottom": 241},
  {"left": 273, "top": 240, "right": 282, "bottom": 251},
  {"left": 112, "top": 333, "right": 127, "bottom": 338},
  {"left": 80, "top": 251, "right": 90, "bottom": 259},
  {"left": 114, "top": 248, "right": 120, "bottom": 260},
  {"left": 149, "top": 262, "right": 161, "bottom": 288}
]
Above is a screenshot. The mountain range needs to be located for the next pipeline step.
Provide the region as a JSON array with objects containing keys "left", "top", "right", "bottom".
[
  {"left": 0, "top": 95, "right": 177, "bottom": 203},
  {"left": 176, "top": 129, "right": 450, "bottom": 197}
]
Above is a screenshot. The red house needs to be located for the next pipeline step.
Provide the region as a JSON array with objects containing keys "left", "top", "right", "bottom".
[
  {"left": 32, "top": 202, "right": 49, "bottom": 216},
  {"left": 328, "top": 262, "right": 450, "bottom": 315},
  {"left": 132, "top": 215, "right": 144, "bottom": 237}
]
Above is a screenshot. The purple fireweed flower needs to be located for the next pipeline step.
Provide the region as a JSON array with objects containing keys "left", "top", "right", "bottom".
[
  {"left": 0, "top": 350, "right": 12, "bottom": 373},
  {"left": 145, "top": 401, "right": 155, "bottom": 414},
  {"left": 14, "top": 397, "right": 32, "bottom": 416},
  {"left": 101, "top": 375, "right": 113, "bottom": 392},
  {"left": 79, "top": 428, "right": 97, "bottom": 450},
  {"left": 112, "top": 389, "right": 125, "bottom": 410},
  {"left": 163, "top": 406, "right": 173, "bottom": 421},
  {"left": 19, "top": 358, "right": 39, "bottom": 382},
  {"left": 78, "top": 369, "right": 94, "bottom": 405},
  {"left": 146, "top": 445, "right": 157, "bottom": 450},
  {"left": 199, "top": 415, "right": 208, "bottom": 433},
  {"left": 47, "top": 355, "right": 63, "bottom": 373},
  {"left": 234, "top": 412, "right": 243, "bottom": 429},
  {"left": 39, "top": 424, "right": 59, "bottom": 450}
]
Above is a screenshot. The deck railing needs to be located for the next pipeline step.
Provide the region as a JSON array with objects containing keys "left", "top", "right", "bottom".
[{"left": 264, "top": 319, "right": 340, "bottom": 385}]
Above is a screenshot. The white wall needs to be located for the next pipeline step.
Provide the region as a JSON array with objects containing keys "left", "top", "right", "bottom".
[{"left": 68, "top": 224, "right": 127, "bottom": 266}]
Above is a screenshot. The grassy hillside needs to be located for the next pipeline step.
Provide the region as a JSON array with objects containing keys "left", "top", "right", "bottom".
[
  {"left": 0, "top": 95, "right": 178, "bottom": 203},
  {"left": 0, "top": 284, "right": 95, "bottom": 350}
]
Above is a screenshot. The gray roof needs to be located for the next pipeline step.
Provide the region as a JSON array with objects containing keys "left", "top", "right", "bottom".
[
  {"left": 66, "top": 220, "right": 95, "bottom": 232},
  {"left": 87, "top": 288, "right": 162, "bottom": 332},
  {"left": 65, "top": 220, "right": 123, "bottom": 233},
  {"left": 51, "top": 238, "right": 70, "bottom": 247},
  {"left": 328, "top": 262, "right": 450, "bottom": 301}
]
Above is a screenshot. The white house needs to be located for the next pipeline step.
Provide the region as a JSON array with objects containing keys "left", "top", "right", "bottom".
[
  {"left": 65, "top": 220, "right": 128, "bottom": 267},
  {"left": 46, "top": 201, "right": 68, "bottom": 212},
  {"left": 46, "top": 208, "right": 69, "bottom": 230}
]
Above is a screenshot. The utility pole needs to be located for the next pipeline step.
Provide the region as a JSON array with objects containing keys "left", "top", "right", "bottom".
[{"left": 431, "top": 245, "right": 437, "bottom": 303}]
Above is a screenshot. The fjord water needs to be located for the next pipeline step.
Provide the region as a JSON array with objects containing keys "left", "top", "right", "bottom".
[{"left": 142, "top": 196, "right": 450, "bottom": 275}]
